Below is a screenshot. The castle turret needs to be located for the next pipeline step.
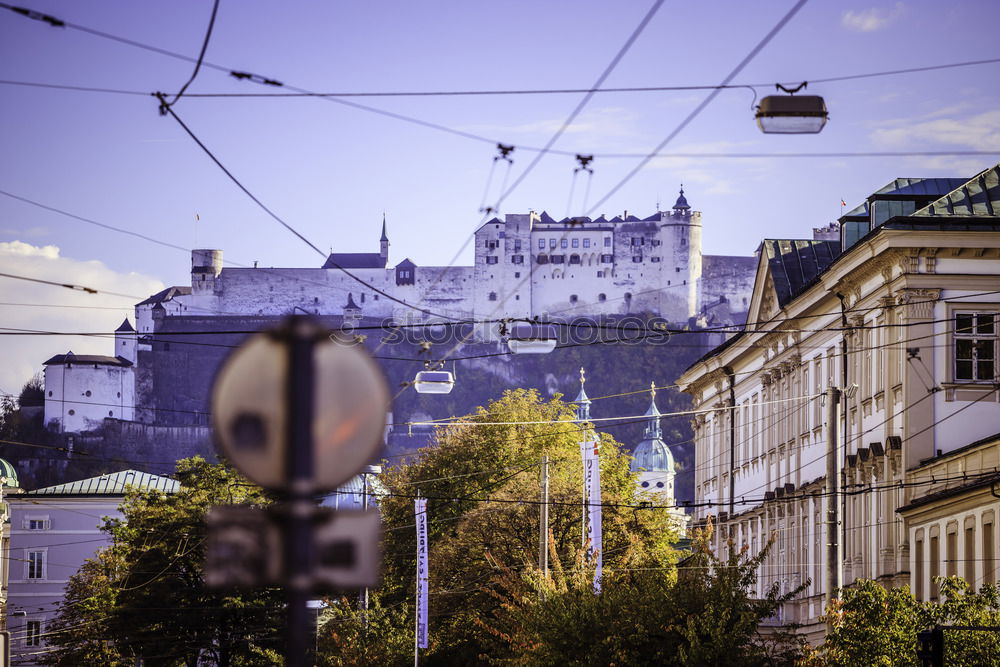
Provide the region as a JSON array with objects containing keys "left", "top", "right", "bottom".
[
  {"left": 574, "top": 367, "right": 591, "bottom": 421},
  {"left": 115, "top": 318, "right": 137, "bottom": 364},
  {"left": 380, "top": 215, "right": 390, "bottom": 262},
  {"left": 659, "top": 185, "right": 702, "bottom": 321},
  {"left": 191, "top": 249, "right": 223, "bottom": 296}
]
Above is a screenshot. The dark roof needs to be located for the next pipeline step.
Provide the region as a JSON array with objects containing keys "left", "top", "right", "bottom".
[
  {"left": 395, "top": 258, "right": 416, "bottom": 268},
  {"left": 673, "top": 187, "right": 690, "bottom": 210},
  {"left": 137, "top": 286, "right": 191, "bottom": 306},
  {"left": 539, "top": 211, "right": 557, "bottom": 224},
  {"left": 43, "top": 351, "right": 133, "bottom": 367},
  {"left": 761, "top": 239, "right": 840, "bottom": 307},
  {"left": 115, "top": 318, "right": 135, "bottom": 333},
  {"left": 870, "top": 176, "right": 969, "bottom": 200},
  {"left": 322, "top": 253, "right": 387, "bottom": 269},
  {"left": 486, "top": 217, "right": 502, "bottom": 225},
  {"left": 642, "top": 212, "right": 661, "bottom": 221},
  {"left": 913, "top": 163, "right": 1000, "bottom": 217},
  {"left": 380, "top": 216, "right": 389, "bottom": 242}
]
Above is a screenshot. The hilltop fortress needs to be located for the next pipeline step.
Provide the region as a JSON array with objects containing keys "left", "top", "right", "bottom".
[
  {"left": 132, "top": 189, "right": 755, "bottom": 338},
  {"left": 41, "top": 188, "right": 755, "bottom": 438}
]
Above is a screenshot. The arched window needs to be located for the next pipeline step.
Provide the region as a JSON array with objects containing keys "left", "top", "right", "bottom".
[{"left": 598, "top": 293, "right": 606, "bottom": 302}]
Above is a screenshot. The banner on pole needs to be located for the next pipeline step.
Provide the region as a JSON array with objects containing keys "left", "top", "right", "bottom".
[
  {"left": 415, "top": 497, "right": 429, "bottom": 649},
  {"left": 580, "top": 440, "right": 602, "bottom": 592}
]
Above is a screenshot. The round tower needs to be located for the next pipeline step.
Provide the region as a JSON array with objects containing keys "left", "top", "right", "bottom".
[
  {"left": 115, "top": 318, "right": 137, "bottom": 364},
  {"left": 191, "top": 249, "right": 223, "bottom": 295},
  {"left": 659, "top": 186, "right": 702, "bottom": 322}
]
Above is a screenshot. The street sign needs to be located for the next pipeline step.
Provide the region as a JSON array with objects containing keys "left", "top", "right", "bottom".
[
  {"left": 211, "top": 324, "right": 389, "bottom": 491},
  {"left": 205, "top": 505, "right": 381, "bottom": 591}
]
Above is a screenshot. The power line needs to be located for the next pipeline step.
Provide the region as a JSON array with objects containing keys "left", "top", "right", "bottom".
[
  {"left": 587, "top": 0, "right": 810, "bottom": 215},
  {"left": 161, "top": 0, "right": 219, "bottom": 109},
  {"left": 0, "top": 271, "right": 142, "bottom": 301}
]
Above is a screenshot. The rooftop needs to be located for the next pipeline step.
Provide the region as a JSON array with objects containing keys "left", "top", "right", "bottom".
[{"left": 28, "top": 469, "right": 179, "bottom": 496}]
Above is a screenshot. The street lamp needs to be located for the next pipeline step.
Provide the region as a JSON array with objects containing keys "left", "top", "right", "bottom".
[{"left": 755, "top": 82, "right": 828, "bottom": 134}]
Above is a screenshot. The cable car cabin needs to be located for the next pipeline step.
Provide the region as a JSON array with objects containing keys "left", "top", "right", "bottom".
[
  {"left": 506, "top": 322, "right": 558, "bottom": 354},
  {"left": 414, "top": 370, "right": 455, "bottom": 394}
]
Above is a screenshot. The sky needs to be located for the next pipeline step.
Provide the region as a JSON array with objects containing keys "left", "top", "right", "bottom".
[{"left": 1, "top": 0, "right": 999, "bottom": 394}]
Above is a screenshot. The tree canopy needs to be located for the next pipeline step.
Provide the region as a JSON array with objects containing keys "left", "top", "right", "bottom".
[{"left": 43, "top": 457, "right": 284, "bottom": 667}]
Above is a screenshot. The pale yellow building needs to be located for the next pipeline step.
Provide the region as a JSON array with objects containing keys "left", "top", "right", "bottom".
[{"left": 678, "top": 164, "right": 1000, "bottom": 640}]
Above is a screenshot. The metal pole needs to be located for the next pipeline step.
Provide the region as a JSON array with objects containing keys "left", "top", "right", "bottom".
[
  {"left": 285, "top": 318, "right": 316, "bottom": 667},
  {"left": 361, "top": 471, "right": 370, "bottom": 633},
  {"left": 414, "top": 493, "right": 420, "bottom": 667},
  {"left": 825, "top": 385, "right": 843, "bottom": 628},
  {"left": 539, "top": 455, "right": 549, "bottom": 582}
]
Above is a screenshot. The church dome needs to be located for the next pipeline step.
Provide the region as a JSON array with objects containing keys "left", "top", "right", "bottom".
[
  {"left": 0, "top": 458, "right": 19, "bottom": 488},
  {"left": 631, "top": 437, "right": 674, "bottom": 473}
]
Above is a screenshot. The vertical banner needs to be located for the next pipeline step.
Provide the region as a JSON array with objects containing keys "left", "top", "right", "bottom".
[
  {"left": 415, "top": 497, "right": 429, "bottom": 649},
  {"left": 581, "top": 440, "right": 603, "bottom": 592}
]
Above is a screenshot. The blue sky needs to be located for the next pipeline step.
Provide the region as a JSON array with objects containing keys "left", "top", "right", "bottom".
[{"left": 1, "top": 0, "right": 999, "bottom": 391}]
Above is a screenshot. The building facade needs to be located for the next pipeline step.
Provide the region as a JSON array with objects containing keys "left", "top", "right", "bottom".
[
  {"left": 6, "top": 470, "right": 179, "bottom": 665},
  {"left": 678, "top": 164, "right": 1000, "bottom": 640}
]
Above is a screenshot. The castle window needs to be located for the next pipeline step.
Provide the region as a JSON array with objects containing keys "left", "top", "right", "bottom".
[
  {"left": 656, "top": 482, "right": 664, "bottom": 488},
  {"left": 560, "top": 239, "right": 568, "bottom": 249},
  {"left": 314, "top": 297, "right": 319, "bottom": 304},
  {"left": 651, "top": 239, "right": 661, "bottom": 246},
  {"left": 681, "top": 238, "right": 686, "bottom": 246},
  {"left": 604, "top": 237, "right": 611, "bottom": 247},
  {"left": 537, "top": 255, "right": 549, "bottom": 265},
  {"left": 583, "top": 238, "right": 591, "bottom": 248},
  {"left": 68, "top": 410, "right": 75, "bottom": 416},
  {"left": 109, "top": 411, "right": 114, "bottom": 417},
  {"left": 538, "top": 239, "right": 545, "bottom": 249},
  {"left": 361, "top": 294, "right": 365, "bottom": 303},
  {"left": 569, "top": 254, "right": 581, "bottom": 265},
  {"left": 598, "top": 293, "right": 606, "bottom": 302},
  {"left": 550, "top": 255, "right": 565, "bottom": 264},
  {"left": 549, "top": 239, "right": 557, "bottom": 249},
  {"left": 486, "top": 256, "right": 498, "bottom": 265},
  {"left": 641, "top": 481, "right": 649, "bottom": 488},
  {"left": 597, "top": 271, "right": 603, "bottom": 278},
  {"left": 48, "top": 391, "right": 52, "bottom": 397},
  {"left": 514, "top": 272, "right": 520, "bottom": 278},
  {"left": 572, "top": 238, "right": 579, "bottom": 248},
  {"left": 631, "top": 238, "right": 640, "bottom": 246},
  {"left": 85, "top": 390, "right": 91, "bottom": 397},
  {"left": 511, "top": 255, "right": 523, "bottom": 264},
  {"left": 486, "top": 239, "right": 499, "bottom": 249},
  {"left": 570, "top": 294, "right": 578, "bottom": 304},
  {"left": 676, "top": 267, "right": 681, "bottom": 273},
  {"left": 117, "top": 392, "right": 121, "bottom": 397},
  {"left": 499, "top": 231, "right": 505, "bottom": 238},
  {"left": 651, "top": 256, "right": 661, "bottom": 263},
  {"left": 513, "top": 240, "right": 521, "bottom": 252},
  {"left": 632, "top": 256, "right": 642, "bottom": 263},
  {"left": 488, "top": 292, "right": 497, "bottom": 302},
  {"left": 601, "top": 254, "right": 613, "bottom": 263},
  {"left": 624, "top": 292, "right": 632, "bottom": 301}
]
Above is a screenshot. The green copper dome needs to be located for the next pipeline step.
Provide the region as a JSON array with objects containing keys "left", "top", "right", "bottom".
[{"left": 0, "top": 458, "right": 19, "bottom": 488}]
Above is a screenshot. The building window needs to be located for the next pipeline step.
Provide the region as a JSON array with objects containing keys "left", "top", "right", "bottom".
[
  {"left": 560, "top": 239, "right": 568, "bottom": 249},
  {"left": 498, "top": 231, "right": 505, "bottom": 238},
  {"left": 511, "top": 255, "right": 523, "bottom": 264},
  {"left": 514, "top": 272, "right": 520, "bottom": 278},
  {"left": 601, "top": 254, "right": 613, "bottom": 263},
  {"left": 27, "top": 550, "right": 46, "bottom": 580},
  {"left": 67, "top": 409, "right": 75, "bottom": 416},
  {"left": 513, "top": 240, "right": 521, "bottom": 252},
  {"left": 650, "top": 256, "right": 661, "bottom": 263},
  {"left": 598, "top": 293, "right": 606, "bottom": 302},
  {"left": 571, "top": 238, "right": 579, "bottom": 248},
  {"left": 549, "top": 239, "right": 557, "bottom": 249},
  {"left": 596, "top": 271, "right": 603, "bottom": 278},
  {"left": 632, "top": 256, "right": 642, "bottom": 263},
  {"left": 550, "top": 255, "right": 565, "bottom": 264},
  {"left": 25, "top": 620, "right": 42, "bottom": 647},
  {"left": 583, "top": 238, "right": 591, "bottom": 248},
  {"left": 570, "top": 294, "right": 578, "bottom": 304},
  {"left": 604, "top": 237, "right": 611, "bottom": 247},
  {"left": 651, "top": 239, "right": 661, "bottom": 246},
  {"left": 538, "top": 239, "right": 545, "bottom": 249},
  {"left": 26, "top": 517, "right": 49, "bottom": 531},
  {"left": 569, "top": 254, "right": 581, "bottom": 265},
  {"left": 537, "top": 254, "right": 549, "bottom": 265},
  {"left": 488, "top": 292, "right": 497, "bottom": 301},
  {"left": 954, "top": 312, "right": 996, "bottom": 381},
  {"left": 48, "top": 391, "right": 52, "bottom": 397},
  {"left": 486, "top": 256, "right": 498, "bottom": 265}
]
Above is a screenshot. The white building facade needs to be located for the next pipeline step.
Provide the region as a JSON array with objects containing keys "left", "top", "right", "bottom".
[{"left": 678, "top": 165, "right": 1000, "bottom": 641}]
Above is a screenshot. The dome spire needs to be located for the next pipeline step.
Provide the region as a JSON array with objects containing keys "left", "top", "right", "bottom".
[
  {"left": 644, "top": 381, "right": 662, "bottom": 440},
  {"left": 574, "top": 367, "right": 591, "bottom": 421}
]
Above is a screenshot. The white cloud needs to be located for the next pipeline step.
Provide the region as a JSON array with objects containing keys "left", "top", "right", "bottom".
[
  {"left": 870, "top": 109, "right": 1000, "bottom": 150},
  {"left": 841, "top": 3, "right": 905, "bottom": 32},
  {"left": 0, "top": 242, "right": 163, "bottom": 397}
]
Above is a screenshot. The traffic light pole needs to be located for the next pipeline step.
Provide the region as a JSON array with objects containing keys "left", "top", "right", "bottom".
[{"left": 286, "top": 320, "right": 316, "bottom": 667}]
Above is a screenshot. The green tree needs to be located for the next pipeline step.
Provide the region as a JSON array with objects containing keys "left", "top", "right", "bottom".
[
  {"left": 812, "top": 576, "right": 1000, "bottom": 666},
  {"left": 481, "top": 523, "right": 806, "bottom": 666},
  {"left": 372, "top": 388, "right": 681, "bottom": 664},
  {"left": 43, "top": 457, "right": 284, "bottom": 667}
]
